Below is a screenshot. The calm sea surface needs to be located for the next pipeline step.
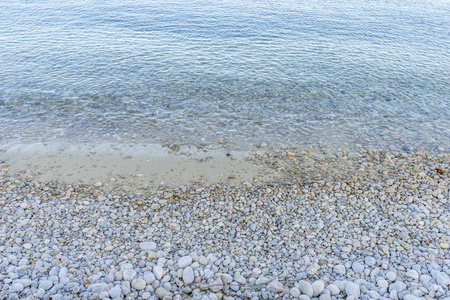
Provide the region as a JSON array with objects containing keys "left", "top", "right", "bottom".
[{"left": 1, "top": 0, "right": 449, "bottom": 151}]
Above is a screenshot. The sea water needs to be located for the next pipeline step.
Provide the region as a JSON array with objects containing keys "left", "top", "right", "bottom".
[{"left": 1, "top": 0, "right": 449, "bottom": 152}]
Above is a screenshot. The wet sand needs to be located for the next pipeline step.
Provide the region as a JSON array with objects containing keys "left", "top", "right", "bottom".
[{"left": 0, "top": 143, "right": 280, "bottom": 190}]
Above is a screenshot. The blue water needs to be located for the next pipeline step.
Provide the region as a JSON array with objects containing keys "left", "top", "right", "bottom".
[{"left": 1, "top": 0, "right": 449, "bottom": 151}]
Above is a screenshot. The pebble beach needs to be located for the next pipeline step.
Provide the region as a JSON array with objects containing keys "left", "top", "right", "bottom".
[
  {"left": 0, "top": 147, "right": 449, "bottom": 300},
  {"left": 2, "top": 0, "right": 449, "bottom": 299}
]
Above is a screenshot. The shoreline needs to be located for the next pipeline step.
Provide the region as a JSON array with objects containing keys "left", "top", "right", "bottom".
[
  {"left": 0, "top": 142, "right": 282, "bottom": 190},
  {"left": 0, "top": 146, "right": 449, "bottom": 299}
]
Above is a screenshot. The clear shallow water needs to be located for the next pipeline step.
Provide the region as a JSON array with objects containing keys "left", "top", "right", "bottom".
[{"left": 1, "top": 0, "right": 449, "bottom": 152}]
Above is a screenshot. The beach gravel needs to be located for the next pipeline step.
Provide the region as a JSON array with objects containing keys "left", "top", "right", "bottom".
[{"left": 0, "top": 149, "right": 449, "bottom": 299}]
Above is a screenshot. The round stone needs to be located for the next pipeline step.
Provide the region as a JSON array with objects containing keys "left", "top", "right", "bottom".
[
  {"left": 436, "top": 272, "right": 450, "bottom": 286},
  {"left": 365, "top": 256, "right": 377, "bottom": 266},
  {"left": 386, "top": 271, "right": 397, "bottom": 281},
  {"left": 199, "top": 256, "right": 208, "bottom": 265},
  {"left": 153, "top": 266, "right": 164, "bottom": 280},
  {"left": 334, "top": 264, "right": 346, "bottom": 275},
  {"left": 377, "top": 278, "right": 389, "bottom": 288},
  {"left": 319, "top": 293, "right": 332, "bottom": 300},
  {"left": 139, "top": 242, "right": 157, "bottom": 251},
  {"left": 120, "top": 263, "right": 134, "bottom": 270},
  {"left": 210, "top": 278, "right": 223, "bottom": 292},
  {"left": 389, "top": 281, "right": 406, "bottom": 293},
  {"left": 230, "top": 282, "right": 239, "bottom": 291},
  {"left": 290, "top": 287, "right": 301, "bottom": 298},
  {"left": 183, "top": 267, "right": 194, "bottom": 285},
  {"left": 403, "top": 295, "right": 421, "bottom": 300},
  {"left": 105, "top": 274, "right": 114, "bottom": 283},
  {"left": 220, "top": 273, "right": 233, "bottom": 284},
  {"left": 306, "top": 264, "right": 319, "bottom": 276},
  {"left": 345, "top": 282, "right": 360, "bottom": 298},
  {"left": 39, "top": 280, "right": 53, "bottom": 291},
  {"left": 10, "top": 283, "right": 24, "bottom": 293},
  {"left": 406, "top": 270, "right": 419, "bottom": 280},
  {"left": 312, "top": 280, "right": 325, "bottom": 296},
  {"left": 178, "top": 256, "right": 193, "bottom": 268},
  {"left": 131, "top": 278, "right": 146, "bottom": 290},
  {"left": 352, "top": 262, "right": 365, "bottom": 273},
  {"left": 155, "top": 287, "right": 172, "bottom": 298},
  {"left": 440, "top": 243, "right": 449, "bottom": 249},
  {"left": 327, "top": 284, "right": 340, "bottom": 295},
  {"left": 109, "top": 286, "right": 122, "bottom": 299},
  {"left": 90, "top": 283, "right": 109, "bottom": 294},
  {"left": 121, "top": 281, "right": 131, "bottom": 295},
  {"left": 267, "top": 280, "right": 283, "bottom": 293},
  {"left": 298, "top": 280, "right": 313, "bottom": 297},
  {"left": 144, "top": 273, "right": 156, "bottom": 284},
  {"left": 123, "top": 269, "right": 137, "bottom": 281}
]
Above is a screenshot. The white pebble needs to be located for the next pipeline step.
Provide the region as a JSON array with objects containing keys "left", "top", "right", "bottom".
[
  {"left": 334, "top": 264, "right": 346, "bottom": 275},
  {"left": 345, "top": 282, "right": 360, "bottom": 298},
  {"left": 14, "top": 279, "right": 32, "bottom": 288},
  {"left": 183, "top": 267, "right": 194, "bottom": 285},
  {"left": 123, "top": 269, "right": 137, "bottom": 281},
  {"left": 290, "top": 287, "right": 301, "bottom": 298},
  {"left": 437, "top": 272, "right": 450, "bottom": 286},
  {"left": 39, "top": 280, "right": 53, "bottom": 291},
  {"left": 386, "top": 271, "right": 397, "bottom": 281},
  {"left": 10, "top": 283, "right": 24, "bottom": 293},
  {"left": 389, "top": 281, "right": 406, "bottom": 293},
  {"left": 90, "top": 283, "right": 109, "bottom": 294},
  {"left": 364, "top": 256, "right": 376, "bottom": 266},
  {"left": 312, "top": 280, "right": 325, "bottom": 296},
  {"left": 144, "top": 272, "right": 156, "bottom": 284},
  {"left": 327, "top": 284, "right": 340, "bottom": 295},
  {"left": 352, "top": 261, "right": 364, "bottom": 273},
  {"left": 153, "top": 266, "right": 164, "bottom": 280},
  {"left": 210, "top": 278, "right": 223, "bottom": 292},
  {"left": 155, "top": 287, "right": 172, "bottom": 298},
  {"left": 406, "top": 270, "right": 419, "bottom": 280},
  {"left": 178, "top": 256, "right": 193, "bottom": 268},
  {"left": 131, "top": 278, "right": 146, "bottom": 290},
  {"left": 109, "top": 286, "right": 122, "bottom": 298},
  {"left": 403, "top": 295, "right": 421, "bottom": 300},
  {"left": 267, "top": 280, "right": 283, "bottom": 293},
  {"left": 139, "top": 242, "right": 157, "bottom": 251},
  {"left": 298, "top": 280, "right": 314, "bottom": 297}
]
